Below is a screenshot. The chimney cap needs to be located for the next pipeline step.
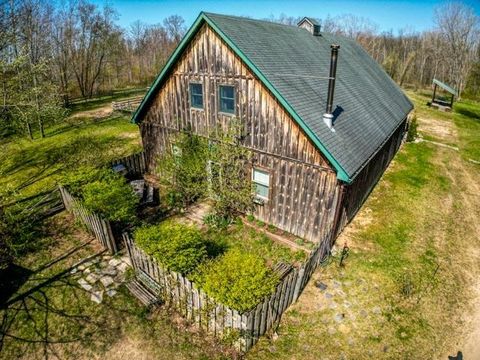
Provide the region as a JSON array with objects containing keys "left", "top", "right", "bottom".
[{"left": 297, "top": 17, "right": 321, "bottom": 36}]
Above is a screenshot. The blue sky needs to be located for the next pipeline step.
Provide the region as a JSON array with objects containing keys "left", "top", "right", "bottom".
[{"left": 97, "top": 0, "right": 480, "bottom": 33}]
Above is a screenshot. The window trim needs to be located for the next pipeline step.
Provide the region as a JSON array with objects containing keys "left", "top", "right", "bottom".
[
  {"left": 218, "top": 84, "right": 236, "bottom": 115},
  {"left": 252, "top": 167, "right": 271, "bottom": 202},
  {"left": 189, "top": 82, "right": 204, "bottom": 110}
]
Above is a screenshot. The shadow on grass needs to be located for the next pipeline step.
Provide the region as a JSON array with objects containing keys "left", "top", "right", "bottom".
[
  {"left": 0, "top": 250, "right": 134, "bottom": 358},
  {"left": 0, "top": 265, "right": 33, "bottom": 305},
  {"left": 455, "top": 105, "right": 480, "bottom": 121}
]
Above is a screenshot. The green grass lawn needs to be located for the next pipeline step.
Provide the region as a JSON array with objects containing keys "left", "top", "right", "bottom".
[
  {"left": 248, "top": 91, "right": 480, "bottom": 359},
  {"left": 0, "top": 112, "right": 141, "bottom": 201}
]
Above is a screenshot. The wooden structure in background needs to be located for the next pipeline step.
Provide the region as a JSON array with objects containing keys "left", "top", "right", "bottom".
[
  {"left": 112, "top": 96, "right": 143, "bottom": 113},
  {"left": 428, "top": 78, "right": 458, "bottom": 112}
]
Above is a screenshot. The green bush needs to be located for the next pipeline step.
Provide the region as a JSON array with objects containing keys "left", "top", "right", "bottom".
[
  {"left": 407, "top": 114, "right": 418, "bottom": 142},
  {"left": 192, "top": 249, "right": 279, "bottom": 312},
  {"left": 81, "top": 172, "right": 139, "bottom": 223},
  {"left": 157, "top": 133, "right": 209, "bottom": 210},
  {"left": 134, "top": 221, "right": 208, "bottom": 274},
  {"left": 203, "top": 212, "right": 232, "bottom": 229},
  {"left": 61, "top": 165, "right": 109, "bottom": 197}
]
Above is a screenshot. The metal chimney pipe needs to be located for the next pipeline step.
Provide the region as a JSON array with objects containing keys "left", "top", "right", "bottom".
[{"left": 326, "top": 44, "right": 340, "bottom": 115}]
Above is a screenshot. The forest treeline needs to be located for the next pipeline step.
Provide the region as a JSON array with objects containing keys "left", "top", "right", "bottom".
[{"left": 0, "top": 0, "right": 479, "bottom": 139}]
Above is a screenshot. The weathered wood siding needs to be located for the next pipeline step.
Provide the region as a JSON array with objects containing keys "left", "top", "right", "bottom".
[
  {"left": 140, "top": 23, "right": 340, "bottom": 243},
  {"left": 337, "top": 118, "right": 408, "bottom": 233}
]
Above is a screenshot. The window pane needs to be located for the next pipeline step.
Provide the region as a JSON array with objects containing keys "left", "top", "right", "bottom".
[
  {"left": 219, "top": 85, "right": 235, "bottom": 113},
  {"left": 253, "top": 169, "right": 269, "bottom": 186},
  {"left": 220, "top": 85, "right": 234, "bottom": 99},
  {"left": 255, "top": 183, "right": 269, "bottom": 199},
  {"left": 190, "top": 83, "right": 203, "bottom": 108},
  {"left": 190, "top": 83, "right": 202, "bottom": 95},
  {"left": 191, "top": 94, "right": 203, "bottom": 108},
  {"left": 220, "top": 98, "right": 234, "bottom": 113}
]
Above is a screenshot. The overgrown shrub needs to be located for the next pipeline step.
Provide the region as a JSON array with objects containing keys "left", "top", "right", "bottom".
[
  {"left": 192, "top": 249, "right": 279, "bottom": 312},
  {"left": 61, "top": 165, "right": 109, "bottom": 197},
  {"left": 134, "top": 221, "right": 208, "bottom": 274},
  {"left": 157, "top": 132, "right": 209, "bottom": 210},
  {"left": 82, "top": 174, "right": 139, "bottom": 223},
  {"left": 406, "top": 113, "right": 418, "bottom": 142},
  {"left": 208, "top": 120, "right": 254, "bottom": 221}
]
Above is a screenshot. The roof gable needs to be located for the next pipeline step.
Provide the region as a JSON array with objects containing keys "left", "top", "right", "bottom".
[{"left": 132, "top": 12, "right": 413, "bottom": 183}]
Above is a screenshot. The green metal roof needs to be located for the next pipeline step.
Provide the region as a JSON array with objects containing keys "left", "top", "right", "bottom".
[
  {"left": 132, "top": 12, "right": 413, "bottom": 183},
  {"left": 433, "top": 78, "right": 458, "bottom": 96}
]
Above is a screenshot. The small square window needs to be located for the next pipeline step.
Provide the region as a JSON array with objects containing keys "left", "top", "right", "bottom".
[
  {"left": 252, "top": 168, "right": 270, "bottom": 200},
  {"left": 190, "top": 83, "right": 203, "bottom": 109},
  {"left": 219, "top": 85, "right": 235, "bottom": 114}
]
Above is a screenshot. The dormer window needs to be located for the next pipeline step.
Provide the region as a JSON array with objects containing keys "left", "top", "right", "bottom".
[
  {"left": 190, "top": 83, "right": 203, "bottom": 109},
  {"left": 219, "top": 85, "right": 235, "bottom": 114}
]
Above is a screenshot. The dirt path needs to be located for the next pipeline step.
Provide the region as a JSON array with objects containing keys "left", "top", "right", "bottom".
[
  {"left": 418, "top": 114, "right": 480, "bottom": 359},
  {"left": 71, "top": 104, "right": 113, "bottom": 119}
]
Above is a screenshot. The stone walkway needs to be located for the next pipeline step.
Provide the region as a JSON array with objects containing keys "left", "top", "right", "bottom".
[{"left": 71, "top": 253, "right": 131, "bottom": 304}]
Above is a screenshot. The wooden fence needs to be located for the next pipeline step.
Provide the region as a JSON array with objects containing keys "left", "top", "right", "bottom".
[
  {"left": 123, "top": 231, "right": 331, "bottom": 352},
  {"left": 59, "top": 186, "right": 118, "bottom": 254},
  {"left": 112, "top": 96, "right": 143, "bottom": 113},
  {"left": 2, "top": 187, "right": 65, "bottom": 221},
  {"left": 110, "top": 151, "right": 146, "bottom": 177}
]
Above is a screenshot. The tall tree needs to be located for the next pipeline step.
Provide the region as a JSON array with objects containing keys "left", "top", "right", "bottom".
[{"left": 434, "top": 1, "right": 479, "bottom": 97}]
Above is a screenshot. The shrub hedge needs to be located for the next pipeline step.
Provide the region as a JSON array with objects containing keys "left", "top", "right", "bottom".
[
  {"left": 192, "top": 249, "right": 279, "bottom": 312},
  {"left": 134, "top": 221, "right": 208, "bottom": 274}
]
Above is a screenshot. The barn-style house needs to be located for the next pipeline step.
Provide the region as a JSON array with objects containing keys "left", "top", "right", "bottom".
[{"left": 132, "top": 12, "right": 413, "bottom": 248}]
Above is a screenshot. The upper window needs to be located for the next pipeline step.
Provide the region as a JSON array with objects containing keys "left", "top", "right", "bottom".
[
  {"left": 219, "top": 85, "right": 235, "bottom": 114},
  {"left": 252, "top": 168, "right": 270, "bottom": 201},
  {"left": 190, "top": 83, "right": 203, "bottom": 109}
]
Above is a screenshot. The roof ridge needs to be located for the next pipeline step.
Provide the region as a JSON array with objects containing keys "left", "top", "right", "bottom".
[{"left": 202, "top": 12, "right": 303, "bottom": 30}]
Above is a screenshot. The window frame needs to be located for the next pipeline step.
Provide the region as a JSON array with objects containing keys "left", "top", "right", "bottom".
[
  {"left": 252, "top": 167, "right": 271, "bottom": 202},
  {"left": 218, "top": 84, "right": 236, "bottom": 115},
  {"left": 189, "top": 82, "right": 204, "bottom": 110}
]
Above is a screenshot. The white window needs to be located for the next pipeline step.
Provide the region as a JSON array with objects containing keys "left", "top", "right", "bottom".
[{"left": 252, "top": 168, "right": 270, "bottom": 200}]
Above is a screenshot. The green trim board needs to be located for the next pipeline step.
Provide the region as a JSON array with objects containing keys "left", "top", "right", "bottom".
[
  {"left": 433, "top": 78, "right": 458, "bottom": 96},
  {"left": 131, "top": 12, "right": 351, "bottom": 182}
]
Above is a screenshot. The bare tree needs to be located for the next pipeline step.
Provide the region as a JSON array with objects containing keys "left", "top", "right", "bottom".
[
  {"left": 69, "top": 1, "right": 120, "bottom": 98},
  {"left": 435, "top": 1, "right": 479, "bottom": 97}
]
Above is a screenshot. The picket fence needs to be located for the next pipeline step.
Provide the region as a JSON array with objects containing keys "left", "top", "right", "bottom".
[
  {"left": 59, "top": 186, "right": 118, "bottom": 254},
  {"left": 123, "top": 232, "right": 331, "bottom": 352},
  {"left": 110, "top": 151, "right": 146, "bottom": 177}
]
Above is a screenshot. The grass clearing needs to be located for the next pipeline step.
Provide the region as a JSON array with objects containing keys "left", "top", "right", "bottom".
[
  {"left": 248, "top": 91, "right": 480, "bottom": 359},
  {"left": 0, "top": 112, "right": 141, "bottom": 200}
]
